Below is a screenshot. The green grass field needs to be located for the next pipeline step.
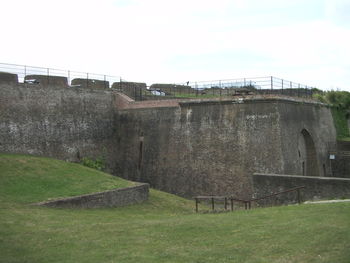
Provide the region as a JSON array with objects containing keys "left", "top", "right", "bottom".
[{"left": 1, "top": 154, "right": 350, "bottom": 263}]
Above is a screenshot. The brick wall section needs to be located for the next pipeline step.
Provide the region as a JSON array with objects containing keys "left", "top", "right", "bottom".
[
  {"left": 329, "top": 142, "right": 350, "bottom": 178},
  {"left": 0, "top": 82, "right": 121, "bottom": 174},
  {"left": 115, "top": 98, "right": 336, "bottom": 199},
  {"left": 337, "top": 141, "right": 350, "bottom": 151},
  {"left": 331, "top": 153, "right": 350, "bottom": 178},
  {"left": 252, "top": 173, "right": 350, "bottom": 203},
  {"left": 112, "top": 82, "right": 147, "bottom": 100},
  {"left": 35, "top": 183, "right": 149, "bottom": 208},
  {"left": 115, "top": 93, "right": 180, "bottom": 109},
  {"left": 71, "top": 78, "right": 109, "bottom": 89},
  {"left": 0, "top": 72, "right": 18, "bottom": 84},
  {"left": 0, "top": 78, "right": 339, "bottom": 199},
  {"left": 24, "top": 75, "right": 68, "bottom": 88}
]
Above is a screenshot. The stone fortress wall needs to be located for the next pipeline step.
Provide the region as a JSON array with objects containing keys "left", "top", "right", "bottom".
[{"left": 1, "top": 71, "right": 348, "bottom": 201}]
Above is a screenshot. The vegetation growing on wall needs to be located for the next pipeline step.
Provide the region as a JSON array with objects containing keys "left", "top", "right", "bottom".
[
  {"left": 331, "top": 108, "right": 350, "bottom": 140},
  {"left": 313, "top": 90, "right": 350, "bottom": 140}
]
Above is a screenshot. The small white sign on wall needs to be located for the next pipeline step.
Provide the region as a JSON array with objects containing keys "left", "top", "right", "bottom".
[{"left": 329, "top": 154, "right": 335, "bottom": 160}]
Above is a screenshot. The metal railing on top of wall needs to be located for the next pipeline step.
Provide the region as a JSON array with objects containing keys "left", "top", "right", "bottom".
[
  {"left": 0, "top": 62, "right": 122, "bottom": 88},
  {"left": 175, "top": 76, "right": 315, "bottom": 97},
  {"left": 146, "top": 77, "right": 315, "bottom": 100},
  {"left": 0, "top": 62, "right": 316, "bottom": 100},
  {"left": 180, "top": 76, "right": 314, "bottom": 91}
]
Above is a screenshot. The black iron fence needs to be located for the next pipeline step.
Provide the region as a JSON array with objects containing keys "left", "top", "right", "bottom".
[
  {"left": 0, "top": 63, "right": 315, "bottom": 100},
  {"left": 183, "top": 76, "right": 313, "bottom": 91},
  {"left": 194, "top": 186, "right": 305, "bottom": 213},
  {"left": 137, "top": 77, "right": 315, "bottom": 101},
  {"left": 174, "top": 76, "right": 314, "bottom": 98},
  {"left": 0, "top": 62, "right": 122, "bottom": 88}
]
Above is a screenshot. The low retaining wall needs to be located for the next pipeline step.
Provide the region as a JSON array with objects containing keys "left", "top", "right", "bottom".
[
  {"left": 252, "top": 173, "right": 350, "bottom": 203},
  {"left": 331, "top": 153, "right": 350, "bottom": 178},
  {"left": 35, "top": 183, "right": 149, "bottom": 208}
]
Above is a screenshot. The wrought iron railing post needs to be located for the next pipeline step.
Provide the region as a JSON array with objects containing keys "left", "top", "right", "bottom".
[
  {"left": 47, "top": 68, "right": 50, "bottom": 86},
  {"left": 87, "top": 73, "right": 89, "bottom": 88},
  {"left": 281, "top": 79, "right": 284, "bottom": 94},
  {"left": 271, "top": 76, "right": 273, "bottom": 90}
]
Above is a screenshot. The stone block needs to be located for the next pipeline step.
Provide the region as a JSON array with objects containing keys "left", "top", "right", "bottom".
[
  {"left": 71, "top": 78, "right": 109, "bottom": 89},
  {"left": 0, "top": 72, "right": 18, "bottom": 84},
  {"left": 25, "top": 74, "right": 68, "bottom": 87}
]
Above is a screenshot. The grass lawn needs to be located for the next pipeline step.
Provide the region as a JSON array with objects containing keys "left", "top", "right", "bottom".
[{"left": 1, "top": 154, "right": 350, "bottom": 263}]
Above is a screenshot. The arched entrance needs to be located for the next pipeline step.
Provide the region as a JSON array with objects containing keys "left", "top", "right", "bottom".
[{"left": 298, "top": 129, "right": 319, "bottom": 176}]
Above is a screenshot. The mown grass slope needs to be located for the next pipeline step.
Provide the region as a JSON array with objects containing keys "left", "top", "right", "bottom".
[
  {"left": 0, "top": 154, "right": 134, "bottom": 204},
  {"left": 1, "top": 154, "right": 350, "bottom": 263}
]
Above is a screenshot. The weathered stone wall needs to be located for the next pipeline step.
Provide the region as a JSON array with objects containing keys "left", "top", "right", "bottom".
[
  {"left": 0, "top": 77, "right": 338, "bottom": 199},
  {"left": 71, "top": 78, "right": 109, "bottom": 89},
  {"left": 0, "top": 81, "right": 118, "bottom": 172},
  {"left": 331, "top": 153, "right": 350, "bottom": 178},
  {"left": 112, "top": 82, "right": 147, "bottom": 101},
  {"left": 252, "top": 173, "right": 350, "bottom": 202},
  {"left": 336, "top": 140, "right": 350, "bottom": 151},
  {"left": 35, "top": 183, "right": 149, "bottom": 208},
  {"left": 331, "top": 141, "right": 350, "bottom": 178},
  {"left": 277, "top": 102, "right": 336, "bottom": 177},
  {"left": 0, "top": 72, "right": 18, "bottom": 84},
  {"left": 24, "top": 75, "right": 68, "bottom": 88},
  {"left": 114, "top": 98, "right": 337, "bottom": 199}
]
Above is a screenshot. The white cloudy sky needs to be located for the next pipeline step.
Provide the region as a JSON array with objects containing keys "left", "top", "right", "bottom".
[{"left": 1, "top": 0, "right": 350, "bottom": 90}]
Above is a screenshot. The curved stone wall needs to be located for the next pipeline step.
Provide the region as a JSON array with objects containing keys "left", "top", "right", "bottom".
[{"left": 0, "top": 77, "right": 339, "bottom": 199}]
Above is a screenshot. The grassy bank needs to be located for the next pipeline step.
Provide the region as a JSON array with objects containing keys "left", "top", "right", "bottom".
[
  {"left": 1, "top": 154, "right": 350, "bottom": 262},
  {"left": 0, "top": 154, "right": 134, "bottom": 204}
]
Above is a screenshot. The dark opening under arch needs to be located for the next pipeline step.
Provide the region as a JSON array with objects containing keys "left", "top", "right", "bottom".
[{"left": 300, "top": 129, "right": 319, "bottom": 176}]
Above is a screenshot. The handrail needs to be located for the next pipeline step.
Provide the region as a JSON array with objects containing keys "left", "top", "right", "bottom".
[
  {"left": 194, "top": 186, "right": 305, "bottom": 213},
  {"left": 250, "top": 186, "right": 305, "bottom": 202}
]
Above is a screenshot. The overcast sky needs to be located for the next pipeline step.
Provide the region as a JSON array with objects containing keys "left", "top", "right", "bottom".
[{"left": 1, "top": 0, "right": 350, "bottom": 91}]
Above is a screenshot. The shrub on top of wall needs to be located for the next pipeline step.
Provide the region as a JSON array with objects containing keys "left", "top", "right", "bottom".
[{"left": 313, "top": 90, "right": 350, "bottom": 141}]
